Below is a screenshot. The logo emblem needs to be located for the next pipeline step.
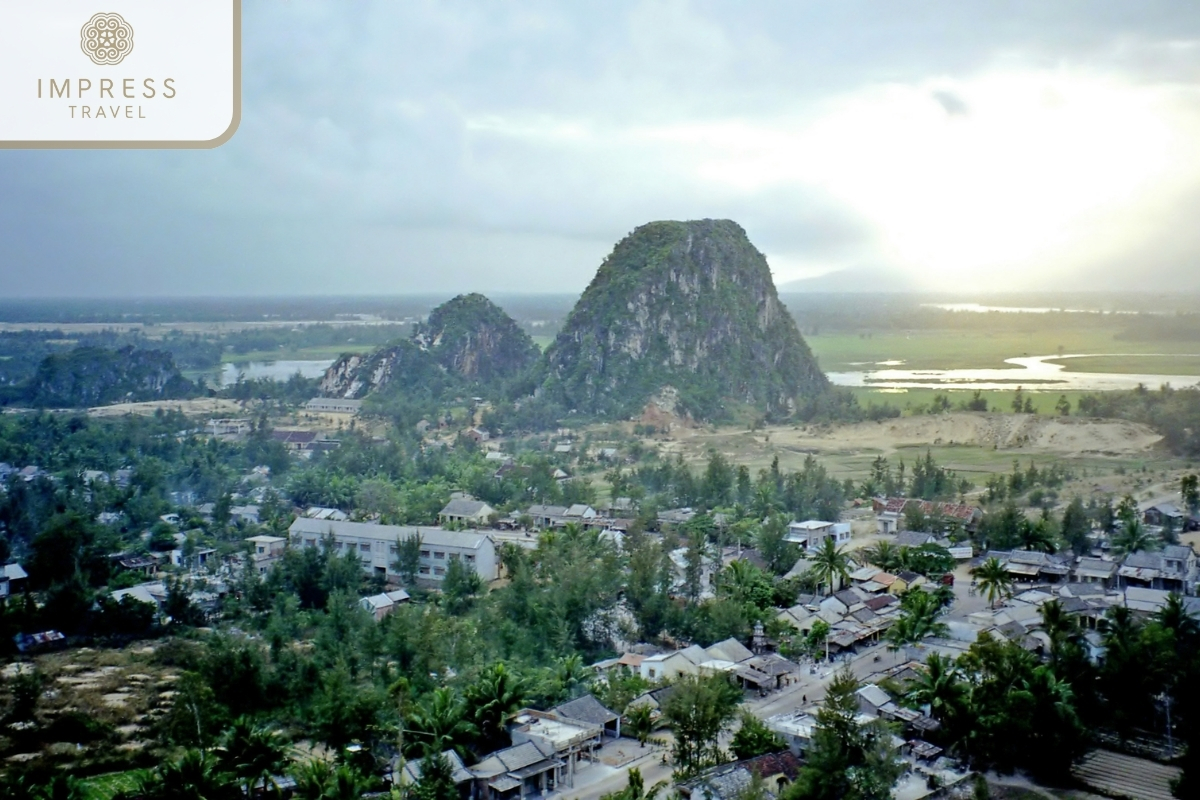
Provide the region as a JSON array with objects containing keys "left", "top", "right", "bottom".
[{"left": 80, "top": 13, "right": 134, "bottom": 66}]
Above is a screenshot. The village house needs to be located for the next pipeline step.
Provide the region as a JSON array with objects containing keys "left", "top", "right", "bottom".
[
  {"left": 359, "top": 589, "right": 411, "bottom": 621},
  {"left": 552, "top": 694, "right": 621, "bottom": 739},
  {"left": 288, "top": 517, "right": 499, "bottom": 585},
  {"left": 1118, "top": 545, "right": 1198, "bottom": 594},
  {"left": 463, "top": 427, "right": 490, "bottom": 444},
  {"left": 304, "top": 397, "right": 362, "bottom": 414},
  {"left": 271, "top": 429, "right": 319, "bottom": 451},
  {"left": 1072, "top": 557, "right": 1119, "bottom": 587},
  {"left": 469, "top": 737, "right": 573, "bottom": 800},
  {"left": 676, "top": 751, "right": 803, "bottom": 800},
  {"left": 245, "top": 534, "right": 287, "bottom": 575},
  {"left": 873, "top": 497, "right": 981, "bottom": 535},
  {"left": 509, "top": 708, "right": 606, "bottom": 785},
  {"left": 438, "top": 498, "right": 496, "bottom": 527},
  {"left": 396, "top": 751, "right": 473, "bottom": 795},
  {"left": 784, "top": 520, "right": 851, "bottom": 551}
]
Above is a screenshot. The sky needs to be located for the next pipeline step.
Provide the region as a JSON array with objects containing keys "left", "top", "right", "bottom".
[{"left": 5, "top": 1, "right": 1200, "bottom": 297}]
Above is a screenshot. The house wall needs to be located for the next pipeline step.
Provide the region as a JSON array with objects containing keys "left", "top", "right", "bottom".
[{"left": 289, "top": 521, "right": 499, "bottom": 584}]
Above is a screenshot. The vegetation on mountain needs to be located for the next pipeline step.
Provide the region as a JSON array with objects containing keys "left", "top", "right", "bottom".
[
  {"left": 541, "top": 219, "right": 828, "bottom": 421},
  {"left": 417, "top": 293, "right": 540, "bottom": 382},
  {"left": 23, "top": 346, "right": 194, "bottom": 408}
]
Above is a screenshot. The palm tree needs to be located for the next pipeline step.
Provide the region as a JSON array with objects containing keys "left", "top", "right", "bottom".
[
  {"left": 291, "top": 760, "right": 368, "bottom": 800},
  {"left": 136, "top": 749, "right": 236, "bottom": 800},
  {"left": 215, "top": 716, "right": 289, "bottom": 796},
  {"left": 809, "top": 537, "right": 850, "bottom": 596},
  {"left": 405, "top": 687, "right": 477, "bottom": 758},
  {"left": 1112, "top": 518, "right": 1158, "bottom": 556},
  {"left": 625, "top": 704, "right": 658, "bottom": 747},
  {"left": 465, "top": 662, "right": 527, "bottom": 750},
  {"left": 862, "top": 540, "right": 901, "bottom": 572},
  {"left": 886, "top": 589, "right": 949, "bottom": 647},
  {"left": 972, "top": 557, "right": 1013, "bottom": 609},
  {"left": 1155, "top": 592, "right": 1200, "bottom": 640},
  {"left": 553, "top": 653, "right": 591, "bottom": 701},
  {"left": 905, "top": 652, "right": 966, "bottom": 729},
  {"left": 606, "top": 768, "right": 669, "bottom": 800}
]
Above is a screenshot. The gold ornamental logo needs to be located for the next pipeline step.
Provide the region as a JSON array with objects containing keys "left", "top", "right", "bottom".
[{"left": 80, "top": 13, "right": 134, "bottom": 66}]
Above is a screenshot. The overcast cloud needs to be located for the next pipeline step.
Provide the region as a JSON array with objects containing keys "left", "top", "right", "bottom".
[{"left": 4, "top": 0, "right": 1200, "bottom": 296}]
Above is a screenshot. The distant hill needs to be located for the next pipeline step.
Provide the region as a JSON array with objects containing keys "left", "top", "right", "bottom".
[
  {"left": 777, "top": 267, "right": 916, "bottom": 293},
  {"left": 25, "top": 346, "right": 193, "bottom": 408},
  {"left": 541, "top": 219, "right": 828, "bottom": 420},
  {"left": 320, "top": 293, "right": 537, "bottom": 400},
  {"left": 416, "top": 293, "right": 540, "bottom": 381}
]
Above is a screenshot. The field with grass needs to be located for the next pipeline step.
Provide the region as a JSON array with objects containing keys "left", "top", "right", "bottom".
[
  {"left": 806, "top": 329, "right": 1200, "bottom": 373},
  {"left": 846, "top": 386, "right": 1094, "bottom": 415}
]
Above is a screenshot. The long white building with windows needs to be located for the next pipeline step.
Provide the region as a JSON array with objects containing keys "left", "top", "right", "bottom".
[{"left": 287, "top": 517, "right": 499, "bottom": 585}]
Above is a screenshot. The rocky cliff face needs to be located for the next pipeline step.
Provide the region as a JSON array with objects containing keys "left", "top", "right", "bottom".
[
  {"left": 27, "top": 346, "right": 193, "bottom": 407},
  {"left": 542, "top": 219, "right": 827, "bottom": 419},
  {"left": 417, "top": 293, "right": 540, "bottom": 381},
  {"left": 320, "top": 294, "right": 537, "bottom": 400}
]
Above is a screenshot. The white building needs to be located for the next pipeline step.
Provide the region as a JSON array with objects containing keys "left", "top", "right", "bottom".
[
  {"left": 288, "top": 518, "right": 499, "bottom": 585},
  {"left": 304, "top": 398, "right": 363, "bottom": 414},
  {"left": 785, "top": 520, "right": 851, "bottom": 551}
]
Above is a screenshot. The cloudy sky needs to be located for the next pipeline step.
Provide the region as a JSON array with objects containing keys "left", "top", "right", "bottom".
[{"left": 4, "top": 0, "right": 1200, "bottom": 296}]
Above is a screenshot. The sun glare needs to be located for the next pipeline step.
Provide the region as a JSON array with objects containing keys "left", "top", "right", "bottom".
[{"left": 691, "top": 71, "right": 1192, "bottom": 288}]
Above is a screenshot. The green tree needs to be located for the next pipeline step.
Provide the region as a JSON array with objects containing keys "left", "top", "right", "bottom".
[
  {"left": 625, "top": 704, "right": 658, "bottom": 747},
  {"left": 661, "top": 674, "right": 742, "bottom": 779},
  {"left": 971, "top": 557, "right": 1012, "bottom": 609},
  {"left": 808, "top": 538, "right": 850, "bottom": 596},
  {"left": 1060, "top": 497, "right": 1091, "bottom": 557},
  {"left": 599, "top": 767, "right": 667, "bottom": 800},
  {"left": 441, "top": 557, "right": 484, "bottom": 614},
  {"left": 786, "top": 670, "right": 902, "bottom": 800},
  {"left": 729, "top": 711, "right": 786, "bottom": 760},
  {"left": 409, "top": 752, "right": 460, "bottom": 800},
  {"left": 1112, "top": 518, "right": 1158, "bottom": 556},
  {"left": 886, "top": 589, "right": 949, "bottom": 648},
  {"left": 393, "top": 533, "right": 423, "bottom": 587},
  {"left": 757, "top": 514, "right": 798, "bottom": 576},
  {"left": 1183, "top": 474, "right": 1200, "bottom": 516},
  {"left": 405, "top": 688, "right": 477, "bottom": 759},
  {"left": 465, "top": 663, "right": 527, "bottom": 753},
  {"left": 860, "top": 541, "right": 900, "bottom": 573},
  {"left": 215, "top": 716, "right": 290, "bottom": 796}
]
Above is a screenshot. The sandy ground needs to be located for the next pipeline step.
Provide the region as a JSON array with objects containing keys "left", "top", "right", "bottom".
[
  {"left": 675, "top": 413, "right": 1163, "bottom": 460},
  {"left": 87, "top": 398, "right": 249, "bottom": 418}
]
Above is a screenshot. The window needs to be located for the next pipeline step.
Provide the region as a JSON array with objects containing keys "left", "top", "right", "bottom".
[
  {"left": 306, "top": 539, "right": 317, "bottom": 548},
  {"left": 448, "top": 553, "right": 460, "bottom": 561},
  {"left": 433, "top": 551, "right": 445, "bottom": 560},
  {"left": 465, "top": 555, "right": 475, "bottom": 563},
  {"left": 360, "top": 543, "right": 371, "bottom": 552},
  {"left": 648, "top": 668, "right": 656, "bottom": 678},
  {"left": 420, "top": 550, "right": 430, "bottom": 558},
  {"left": 389, "top": 545, "right": 398, "bottom": 555},
  {"left": 419, "top": 566, "right": 431, "bottom": 575},
  {"left": 434, "top": 566, "right": 445, "bottom": 576}
]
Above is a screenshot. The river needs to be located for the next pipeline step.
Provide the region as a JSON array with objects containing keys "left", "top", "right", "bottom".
[{"left": 827, "top": 353, "right": 1200, "bottom": 391}]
